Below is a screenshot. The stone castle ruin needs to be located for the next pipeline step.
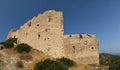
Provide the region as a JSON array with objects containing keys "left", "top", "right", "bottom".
[{"left": 7, "top": 10, "right": 99, "bottom": 65}]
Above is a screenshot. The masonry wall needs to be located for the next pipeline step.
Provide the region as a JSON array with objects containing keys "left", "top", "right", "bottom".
[
  {"left": 7, "top": 10, "right": 99, "bottom": 65},
  {"left": 64, "top": 34, "right": 99, "bottom": 65},
  {"left": 7, "top": 10, "right": 65, "bottom": 58}
]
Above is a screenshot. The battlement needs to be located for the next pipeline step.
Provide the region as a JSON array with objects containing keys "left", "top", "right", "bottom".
[
  {"left": 64, "top": 34, "right": 96, "bottom": 39},
  {"left": 7, "top": 29, "right": 18, "bottom": 39},
  {"left": 64, "top": 34, "right": 80, "bottom": 39},
  {"left": 80, "top": 34, "right": 96, "bottom": 38}
]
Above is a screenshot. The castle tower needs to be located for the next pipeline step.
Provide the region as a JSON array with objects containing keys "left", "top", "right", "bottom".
[{"left": 7, "top": 10, "right": 65, "bottom": 58}]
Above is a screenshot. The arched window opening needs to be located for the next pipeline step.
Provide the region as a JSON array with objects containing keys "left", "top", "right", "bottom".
[
  {"left": 37, "top": 24, "right": 40, "bottom": 26},
  {"left": 80, "top": 34, "right": 83, "bottom": 38},
  {"left": 91, "top": 47, "right": 94, "bottom": 49},
  {"left": 71, "top": 46, "right": 76, "bottom": 53},
  {"left": 48, "top": 15, "right": 51, "bottom": 22},
  {"left": 38, "top": 34, "right": 40, "bottom": 38},
  {"left": 28, "top": 22, "right": 31, "bottom": 27}
]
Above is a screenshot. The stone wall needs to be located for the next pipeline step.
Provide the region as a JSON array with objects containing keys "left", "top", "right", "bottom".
[
  {"left": 64, "top": 34, "right": 99, "bottom": 65},
  {"left": 7, "top": 10, "right": 99, "bottom": 65},
  {"left": 7, "top": 10, "right": 65, "bottom": 58}
]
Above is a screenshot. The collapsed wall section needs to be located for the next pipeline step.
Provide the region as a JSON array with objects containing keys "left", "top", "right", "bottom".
[
  {"left": 7, "top": 29, "right": 18, "bottom": 39},
  {"left": 7, "top": 10, "right": 65, "bottom": 58}
]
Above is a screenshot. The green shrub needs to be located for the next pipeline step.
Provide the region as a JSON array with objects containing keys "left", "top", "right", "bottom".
[
  {"left": 6, "top": 38, "right": 17, "bottom": 44},
  {"left": 34, "top": 59, "right": 68, "bottom": 70},
  {"left": 57, "top": 57, "right": 75, "bottom": 67},
  {"left": 15, "top": 43, "right": 31, "bottom": 53},
  {"left": 100, "top": 53, "right": 120, "bottom": 70},
  {"left": 3, "top": 41, "right": 14, "bottom": 48},
  {"left": 109, "top": 63, "right": 120, "bottom": 70},
  {"left": 1, "top": 38, "right": 17, "bottom": 49},
  {"left": 100, "top": 61, "right": 110, "bottom": 66},
  {"left": 109, "top": 56, "right": 120, "bottom": 70}
]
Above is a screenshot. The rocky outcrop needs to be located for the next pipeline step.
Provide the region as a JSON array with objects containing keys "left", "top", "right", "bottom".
[
  {"left": 0, "top": 46, "right": 50, "bottom": 70},
  {"left": 0, "top": 50, "right": 17, "bottom": 70}
]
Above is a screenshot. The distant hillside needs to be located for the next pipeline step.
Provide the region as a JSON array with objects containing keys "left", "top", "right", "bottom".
[
  {"left": 100, "top": 53, "right": 120, "bottom": 70},
  {"left": 111, "top": 53, "right": 120, "bottom": 56}
]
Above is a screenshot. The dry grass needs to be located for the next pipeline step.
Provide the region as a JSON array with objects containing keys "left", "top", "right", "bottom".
[
  {"left": 2, "top": 48, "right": 50, "bottom": 70},
  {"left": 2, "top": 48, "right": 96, "bottom": 70},
  {"left": 69, "top": 64, "right": 96, "bottom": 70}
]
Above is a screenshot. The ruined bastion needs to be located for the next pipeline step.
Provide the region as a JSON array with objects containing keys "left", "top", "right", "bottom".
[{"left": 7, "top": 10, "right": 99, "bottom": 65}]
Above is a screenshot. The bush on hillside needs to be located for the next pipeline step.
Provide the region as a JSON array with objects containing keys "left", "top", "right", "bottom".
[
  {"left": 15, "top": 43, "right": 31, "bottom": 53},
  {"left": 34, "top": 59, "right": 68, "bottom": 70},
  {"left": 1, "top": 38, "right": 17, "bottom": 48},
  {"left": 6, "top": 37, "right": 17, "bottom": 44},
  {"left": 109, "top": 56, "right": 120, "bottom": 70},
  {"left": 57, "top": 57, "right": 75, "bottom": 67},
  {"left": 3, "top": 41, "right": 14, "bottom": 48},
  {"left": 100, "top": 53, "right": 120, "bottom": 70},
  {"left": 109, "top": 63, "right": 120, "bottom": 70}
]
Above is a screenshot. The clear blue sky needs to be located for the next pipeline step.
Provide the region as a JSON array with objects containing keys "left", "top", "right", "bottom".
[{"left": 0, "top": 0, "right": 120, "bottom": 54}]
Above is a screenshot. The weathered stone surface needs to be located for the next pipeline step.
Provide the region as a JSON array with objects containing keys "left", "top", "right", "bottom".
[
  {"left": 64, "top": 34, "right": 99, "bottom": 65},
  {"left": 0, "top": 60, "right": 5, "bottom": 70},
  {"left": 7, "top": 10, "right": 99, "bottom": 65},
  {"left": 0, "top": 51, "right": 17, "bottom": 70}
]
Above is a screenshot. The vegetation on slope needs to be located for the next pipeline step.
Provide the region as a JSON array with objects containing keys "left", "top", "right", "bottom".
[
  {"left": 100, "top": 53, "right": 120, "bottom": 70},
  {"left": 57, "top": 57, "right": 76, "bottom": 67},
  {"left": 15, "top": 43, "right": 31, "bottom": 53},
  {"left": 0, "top": 38, "right": 96, "bottom": 70},
  {"left": 0, "top": 38, "right": 17, "bottom": 48},
  {"left": 34, "top": 57, "right": 75, "bottom": 70}
]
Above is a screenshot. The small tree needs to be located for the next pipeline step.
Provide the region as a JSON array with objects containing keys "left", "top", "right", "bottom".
[
  {"left": 6, "top": 37, "right": 17, "bottom": 44},
  {"left": 57, "top": 57, "right": 75, "bottom": 67},
  {"left": 2, "top": 38, "right": 17, "bottom": 48},
  {"left": 3, "top": 41, "right": 14, "bottom": 48},
  {"left": 15, "top": 43, "right": 31, "bottom": 53},
  {"left": 34, "top": 59, "right": 68, "bottom": 70}
]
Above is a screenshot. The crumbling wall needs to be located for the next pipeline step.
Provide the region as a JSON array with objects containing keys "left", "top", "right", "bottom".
[
  {"left": 64, "top": 34, "right": 99, "bottom": 65},
  {"left": 7, "top": 10, "right": 65, "bottom": 58},
  {"left": 7, "top": 10, "right": 99, "bottom": 65},
  {"left": 7, "top": 29, "right": 18, "bottom": 39}
]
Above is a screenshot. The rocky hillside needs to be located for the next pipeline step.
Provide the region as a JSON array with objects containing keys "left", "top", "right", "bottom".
[
  {"left": 0, "top": 48, "right": 50, "bottom": 70},
  {"left": 0, "top": 38, "right": 100, "bottom": 70},
  {"left": 100, "top": 53, "right": 120, "bottom": 70},
  {"left": 0, "top": 48, "right": 99, "bottom": 70}
]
